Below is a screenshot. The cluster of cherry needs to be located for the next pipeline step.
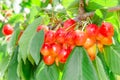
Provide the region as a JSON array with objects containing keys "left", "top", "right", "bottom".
[{"left": 37, "top": 19, "right": 114, "bottom": 65}]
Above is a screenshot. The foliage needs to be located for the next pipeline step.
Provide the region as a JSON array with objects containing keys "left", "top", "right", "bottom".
[{"left": 0, "top": 0, "right": 120, "bottom": 80}]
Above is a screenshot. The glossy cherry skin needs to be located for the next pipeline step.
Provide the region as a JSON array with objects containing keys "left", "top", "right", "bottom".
[
  {"left": 58, "top": 48, "right": 71, "bottom": 63},
  {"left": 64, "top": 31, "right": 75, "bottom": 45},
  {"left": 2, "top": 24, "right": 14, "bottom": 36},
  {"left": 97, "top": 41, "right": 103, "bottom": 52},
  {"left": 86, "top": 24, "right": 99, "bottom": 38},
  {"left": 50, "top": 42, "right": 61, "bottom": 57},
  {"left": 74, "top": 30, "right": 87, "bottom": 46},
  {"left": 40, "top": 43, "right": 50, "bottom": 56},
  {"left": 99, "top": 22, "right": 114, "bottom": 37},
  {"left": 86, "top": 44, "right": 96, "bottom": 61},
  {"left": 63, "top": 19, "right": 76, "bottom": 31},
  {"left": 83, "top": 37, "right": 96, "bottom": 49},
  {"left": 55, "top": 28, "right": 66, "bottom": 44},
  {"left": 43, "top": 55, "right": 55, "bottom": 65},
  {"left": 45, "top": 30, "right": 55, "bottom": 44},
  {"left": 97, "top": 33, "right": 113, "bottom": 45}
]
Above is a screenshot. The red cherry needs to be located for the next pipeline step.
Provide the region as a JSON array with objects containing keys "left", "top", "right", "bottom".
[
  {"left": 64, "top": 31, "right": 75, "bottom": 45},
  {"left": 99, "top": 22, "right": 114, "bottom": 37},
  {"left": 43, "top": 55, "right": 55, "bottom": 65},
  {"left": 36, "top": 25, "right": 48, "bottom": 32},
  {"left": 63, "top": 19, "right": 76, "bottom": 31},
  {"left": 40, "top": 43, "right": 50, "bottom": 56},
  {"left": 86, "top": 24, "right": 99, "bottom": 38},
  {"left": 45, "top": 30, "right": 55, "bottom": 43},
  {"left": 50, "top": 43, "right": 61, "bottom": 57},
  {"left": 2, "top": 24, "right": 14, "bottom": 36},
  {"left": 74, "top": 30, "right": 87, "bottom": 46},
  {"left": 55, "top": 28, "right": 66, "bottom": 44},
  {"left": 58, "top": 47, "right": 71, "bottom": 63}
]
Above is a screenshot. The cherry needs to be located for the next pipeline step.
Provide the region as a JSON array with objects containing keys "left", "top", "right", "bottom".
[
  {"left": 50, "top": 42, "right": 61, "bottom": 57},
  {"left": 86, "top": 44, "right": 96, "bottom": 61},
  {"left": 74, "top": 30, "right": 87, "bottom": 46},
  {"left": 43, "top": 55, "right": 55, "bottom": 65},
  {"left": 83, "top": 37, "right": 96, "bottom": 49},
  {"left": 63, "top": 19, "right": 76, "bottom": 31},
  {"left": 101, "top": 37, "right": 113, "bottom": 45},
  {"left": 99, "top": 22, "right": 114, "bottom": 37},
  {"left": 58, "top": 48, "right": 71, "bottom": 63},
  {"left": 40, "top": 43, "right": 50, "bottom": 56},
  {"left": 2, "top": 24, "right": 14, "bottom": 36},
  {"left": 64, "top": 31, "right": 75, "bottom": 45},
  {"left": 97, "top": 41, "right": 103, "bottom": 52},
  {"left": 97, "top": 33, "right": 113, "bottom": 45},
  {"left": 36, "top": 25, "right": 48, "bottom": 32},
  {"left": 45, "top": 30, "right": 55, "bottom": 43},
  {"left": 55, "top": 28, "right": 66, "bottom": 44},
  {"left": 86, "top": 24, "right": 99, "bottom": 38}
]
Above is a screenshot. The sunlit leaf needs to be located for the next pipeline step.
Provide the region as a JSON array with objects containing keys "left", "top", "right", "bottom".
[
  {"left": 104, "top": 45, "right": 120, "bottom": 75},
  {"left": 29, "top": 30, "right": 44, "bottom": 65},
  {"left": 19, "top": 17, "right": 43, "bottom": 63},
  {"left": 7, "top": 46, "right": 19, "bottom": 80},
  {"left": 62, "top": 47, "right": 99, "bottom": 80},
  {"left": 35, "top": 61, "right": 59, "bottom": 80}
]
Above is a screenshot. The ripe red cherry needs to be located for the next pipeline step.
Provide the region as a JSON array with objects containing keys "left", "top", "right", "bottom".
[
  {"left": 40, "top": 43, "right": 50, "bottom": 56},
  {"left": 50, "top": 43, "right": 61, "bottom": 57},
  {"left": 43, "top": 55, "right": 55, "bottom": 65},
  {"left": 55, "top": 28, "right": 66, "bottom": 44},
  {"left": 64, "top": 31, "right": 75, "bottom": 45},
  {"left": 45, "top": 30, "right": 55, "bottom": 43},
  {"left": 63, "top": 19, "right": 76, "bottom": 31},
  {"left": 2, "top": 24, "right": 14, "bottom": 36},
  {"left": 36, "top": 25, "right": 48, "bottom": 32},
  {"left": 86, "top": 24, "right": 99, "bottom": 38},
  {"left": 74, "top": 30, "right": 87, "bottom": 46},
  {"left": 99, "top": 22, "right": 114, "bottom": 37},
  {"left": 58, "top": 48, "right": 71, "bottom": 63}
]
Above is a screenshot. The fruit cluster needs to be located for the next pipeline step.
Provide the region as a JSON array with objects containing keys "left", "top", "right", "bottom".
[{"left": 37, "top": 19, "right": 114, "bottom": 65}]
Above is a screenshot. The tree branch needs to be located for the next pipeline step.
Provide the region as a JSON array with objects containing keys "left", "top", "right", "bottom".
[
  {"left": 79, "top": 0, "right": 85, "bottom": 15},
  {"left": 75, "top": 6, "right": 120, "bottom": 21}
]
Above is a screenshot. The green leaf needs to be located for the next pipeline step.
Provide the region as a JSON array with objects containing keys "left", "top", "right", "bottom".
[
  {"left": 8, "top": 14, "right": 24, "bottom": 24},
  {"left": 62, "top": 47, "right": 98, "bottom": 80},
  {"left": 85, "top": 0, "right": 119, "bottom": 11},
  {"left": 29, "top": 6, "right": 38, "bottom": 23},
  {"left": 0, "top": 56, "right": 9, "bottom": 77},
  {"left": 30, "top": 30, "right": 44, "bottom": 65},
  {"left": 92, "top": 9, "right": 107, "bottom": 25},
  {"left": 7, "top": 46, "right": 19, "bottom": 80},
  {"left": 7, "top": 28, "right": 20, "bottom": 55},
  {"left": 62, "top": 0, "right": 79, "bottom": 16},
  {"left": 19, "top": 17, "right": 43, "bottom": 63},
  {"left": 35, "top": 61, "right": 59, "bottom": 80},
  {"left": 104, "top": 45, "right": 120, "bottom": 75},
  {"left": 95, "top": 56, "right": 109, "bottom": 80},
  {"left": 18, "top": 59, "right": 33, "bottom": 80},
  {"left": 97, "top": 52, "right": 116, "bottom": 80}
]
